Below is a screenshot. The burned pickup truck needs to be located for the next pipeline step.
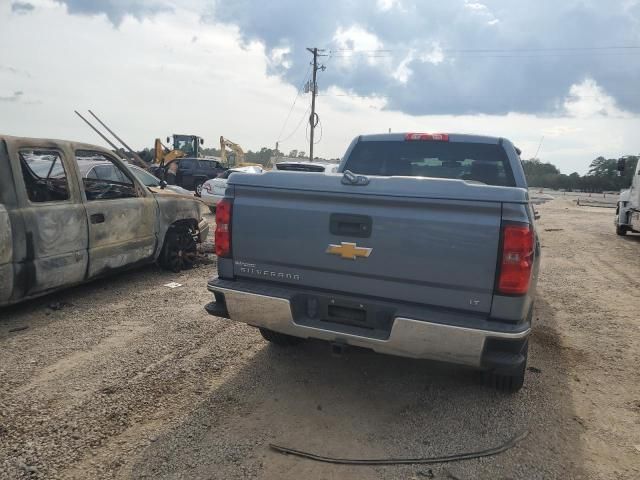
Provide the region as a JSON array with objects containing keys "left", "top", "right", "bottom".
[{"left": 0, "top": 135, "right": 209, "bottom": 307}]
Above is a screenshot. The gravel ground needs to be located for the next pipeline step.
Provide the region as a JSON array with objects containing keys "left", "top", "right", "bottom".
[{"left": 0, "top": 200, "right": 639, "bottom": 479}]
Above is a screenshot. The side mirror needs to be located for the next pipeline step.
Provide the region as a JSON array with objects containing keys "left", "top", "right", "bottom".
[
  {"left": 617, "top": 158, "right": 626, "bottom": 172},
  {"left": 159, "top": 180, "right": 167, "bottom": 189},
  {"left": 166, "top": 136, "right": 171, "bottom": 144},
  {"left": 200, "top": 138, "right": 204, "bottom": 145}
]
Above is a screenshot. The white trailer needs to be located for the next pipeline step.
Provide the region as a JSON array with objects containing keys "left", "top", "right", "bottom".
[{"left": 615, "top": 157, "right": 640, "bottom": 235}]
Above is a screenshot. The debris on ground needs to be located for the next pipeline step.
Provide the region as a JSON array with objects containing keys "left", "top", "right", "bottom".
[
  {"left": 47, "top": 301, "right": 72, "bottom": 311},
  {"left": 269, "top": 430, "right": 528, "bottom": 465},
  {"left": 164, "top": 282, "right": 183, "bottom": 289}
]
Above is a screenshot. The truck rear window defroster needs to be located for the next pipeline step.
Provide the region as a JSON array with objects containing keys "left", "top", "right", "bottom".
[{"left": 344, "top": 141, "right": 516, "bottom": 187}]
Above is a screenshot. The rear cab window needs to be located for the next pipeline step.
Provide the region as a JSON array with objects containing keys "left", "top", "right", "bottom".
[
  {"left": 344, "top": 140, "right": 516, "bottom": 187},
  {"left": 198, "top": 160, "right": 219, "bottom": 170},
  {"left": 179, "top": 159, "right": 195, "bottom": 170},
  {"left": 19, "top": 150, "right": 70, "bottom": 203}
]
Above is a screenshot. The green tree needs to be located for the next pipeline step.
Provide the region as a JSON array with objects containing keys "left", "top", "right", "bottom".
[{"left": 522, "top": 155, "right": 637, "bottom": 192}]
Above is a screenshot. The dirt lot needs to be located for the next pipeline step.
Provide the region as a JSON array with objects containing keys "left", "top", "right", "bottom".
[{"left": 1, "top": 199, "right": 639, "bottom": 480}]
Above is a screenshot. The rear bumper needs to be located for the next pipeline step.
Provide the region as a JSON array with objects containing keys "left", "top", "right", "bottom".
[{"left": 206, "top": 278, "right": 530, "bottom": 370}]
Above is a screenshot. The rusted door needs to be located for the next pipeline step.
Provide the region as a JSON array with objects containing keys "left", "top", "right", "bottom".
[
  {"left": 75, "top": 149, "right": 158, "bottom": 278},
  {"left": 7, "top": 140, "right": 89, "bottom": 297}
]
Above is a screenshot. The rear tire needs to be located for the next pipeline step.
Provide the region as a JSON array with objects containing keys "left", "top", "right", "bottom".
[
  {"left": 259, "top": 328, "right": 304, "bottom": 346},
  {"left": 616, "top": 224, "right": 628, "bottom": 236},
  {"left": 209, "top": 206, "right": 216, "bottom": 214},
  {"left": 195, "top": 181, "right": 204, "bottom": 197},
  {"left": 482, "top": 341, "right": 528, "bottom": 393}
]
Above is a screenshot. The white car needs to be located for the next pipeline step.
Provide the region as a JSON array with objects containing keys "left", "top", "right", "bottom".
[{"left": 201, "top": 165, "right": 263, "bottom": 211}]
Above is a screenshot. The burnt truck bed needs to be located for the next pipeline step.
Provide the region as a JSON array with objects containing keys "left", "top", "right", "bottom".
[{"left": 206, "top": 132, "right": 541, "bottom": 392}]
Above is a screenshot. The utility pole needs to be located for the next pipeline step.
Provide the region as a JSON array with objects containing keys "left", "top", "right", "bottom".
[{"left": 306, "top": 47, "right": 326, "bottom": 161}]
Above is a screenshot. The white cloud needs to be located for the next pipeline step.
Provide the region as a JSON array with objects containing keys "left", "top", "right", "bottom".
[
  {"left": 376, "top": 0, "right": 401, "bottom": 11},
  {"left": 323, "top": 86, "right": 388, "bottom": 112},
  {"left": 332, "top": 25, "right": 385, "bottom": 67},
  {"left": 269, "top": 46, "right": 292, "bottom": 69},
  {"left": 392, "top": 44, "right": 444, "bottom": 83},
  {"left": 392, "top": 50, "right": 414, "bottom": 84},
  {"left": 333, "top": 24, "right": 384, "bottom": 52},
  {"left": 419, "top": 43, "right": 444, "bottom": 64},
  {"left": 563, "top": 78, "right": 629, "bottom": 118},
  {"left": 464, "top": 0, "right": 500, "bottom": 25},
  {"left": 464, "top": 2, "right": 488, "bottom": 11},
  {"left": 542, "top": 125, "right": 583, "bottom": 138}
]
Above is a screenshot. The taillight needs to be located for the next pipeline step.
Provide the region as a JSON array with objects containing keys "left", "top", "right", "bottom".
[
  {"left": 497, "top": 224, "right": 534, "bottom": 295},
  {"left": 215, "top": 198, "right": 232, "bottom": 257},
  {"left": 405, "top": 133, "right": 449, "bottom": 141}
]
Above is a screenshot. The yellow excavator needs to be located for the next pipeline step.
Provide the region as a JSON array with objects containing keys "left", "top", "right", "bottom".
[{"left": 219, "top": 136, "right": 245, "bottom": 168}]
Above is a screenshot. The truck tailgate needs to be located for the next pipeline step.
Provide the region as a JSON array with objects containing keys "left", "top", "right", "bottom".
[{"left": 229, "top": 173, "right": 527, "bottom": 315}]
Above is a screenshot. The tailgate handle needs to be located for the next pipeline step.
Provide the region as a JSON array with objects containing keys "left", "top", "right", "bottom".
[{"left": 330, "top": 214, "right": 372, "bottom": 238}]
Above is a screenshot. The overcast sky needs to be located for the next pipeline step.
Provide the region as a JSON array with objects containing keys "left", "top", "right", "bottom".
[{"left": 1, "top": 0, "right": 639, "bottom": 173}]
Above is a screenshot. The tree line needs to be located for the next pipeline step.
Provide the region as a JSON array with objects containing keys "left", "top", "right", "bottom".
[{"left": 522, "top": 156, "right": 638, "bottom": 192}]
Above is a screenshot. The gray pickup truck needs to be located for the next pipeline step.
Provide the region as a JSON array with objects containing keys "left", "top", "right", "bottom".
[
  {"left": 0, "top": 135, "right": 209, "bottom": 307},
  {"left": 206, "top": 133, "right": 540, "bottom": 392}
]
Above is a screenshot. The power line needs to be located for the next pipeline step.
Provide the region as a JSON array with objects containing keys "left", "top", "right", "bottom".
[
  {"left": 317, "top": 93, "right": 390, "bottom": 98},
  {"left": 329, "top": 45, "right": 640, "bottom": 59},
  {"left": 445, "top": 46, "right": 640, "bottom": 52},
  {"left": 276, "top": 63, "right": 312, "bottom": 142},
  {"left": 330, "top": 52, "right": 640, "bottom": 59},
  {"left": 331, "top": 45, "right": 640, "bottom": 53},
  {"left": 278, "top": 105, "right": 311, "bottom": 144}
]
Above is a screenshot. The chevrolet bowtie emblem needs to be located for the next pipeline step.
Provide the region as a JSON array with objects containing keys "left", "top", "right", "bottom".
[{"left": 326, "top": 242, "right": 372, "bottom": 260}]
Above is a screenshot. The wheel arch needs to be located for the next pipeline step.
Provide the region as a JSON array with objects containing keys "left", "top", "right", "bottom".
[
  {"left": 158, "top": 219, "right": 199, "bottom": 272},
  {"left": 156, "top": 218, "right": 199, "bottom": 259}
]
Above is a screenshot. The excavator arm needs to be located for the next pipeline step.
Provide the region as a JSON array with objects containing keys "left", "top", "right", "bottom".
[
  {"left": 154, "top": 138, "right": 186, "bottom": 166},
  {"left": 220, "top": 136, "right": 246, "bottom": 168}
]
